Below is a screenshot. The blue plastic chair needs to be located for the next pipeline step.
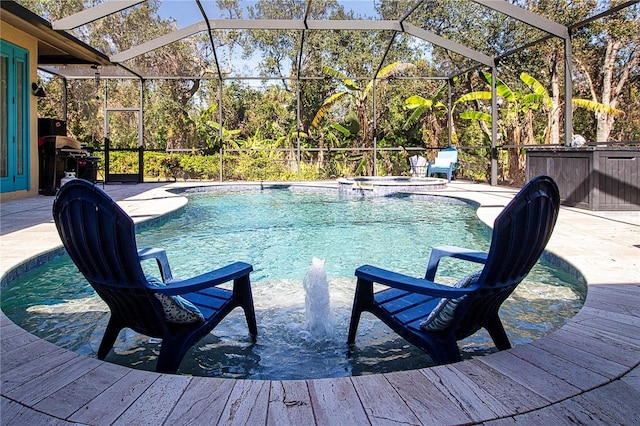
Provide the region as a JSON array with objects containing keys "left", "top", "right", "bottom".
[
  {"left": 52, "top": 179, "right": 257, "bottom": 373},
  {"left": 347, "top": 175, "right": 560, "bottom": 365},
  {"left": 427, "top": 147, "right": 458, "bottom": 182}
]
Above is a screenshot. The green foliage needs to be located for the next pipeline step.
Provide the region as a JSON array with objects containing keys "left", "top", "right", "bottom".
[
  {"left": 103, "top": 151, "right": 220, "bottom": 181},
  {"left": 330, "top": 122, "right": 352, "bottom": 138},
  {"left": 100, "top": 150, "right": 331, "bottom": 182},
  {"left": 459, "top": 111, "right": 492, "bottom": 123},
  {"left": 344, "top": 111, "right": 361, "bottom": 134},
  {"left": 458, "top": 149, "right": 491, "bottom": 182},
  {"left": 572, "top": 99, "right": 625, "bottom": 117},
  {"left": 310, "top": 62, "right": 415, "bottom": 134},
  {"left": 180, "top": 155, "right": 221, "bottom": 180},
  {"left": 520, "top": 72, "right": 553, "bottom": 108},
  {"left": 479, "top": 71, "right": 516, "bottom": 102},
  {"left": 107, "top": 152, "right": 140, "bottom": 174}
]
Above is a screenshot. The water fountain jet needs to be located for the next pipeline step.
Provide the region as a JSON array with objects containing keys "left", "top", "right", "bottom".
[{"left": 302, "top": 257, "right": 334, "bottom": 338}]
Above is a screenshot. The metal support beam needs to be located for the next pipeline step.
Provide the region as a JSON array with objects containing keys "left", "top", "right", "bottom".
[
  {"left": 218, "top": 82, "right": 223, "bottom": 182},
  {"left": 472, "top": 0, "right": 568, "bottom": 38},
  {"left": 111, "top": 18, "right": 489, "bottom": 74},
  {"left": 53, "top": 0, "right": 145, "bottom": 30},
  {"left": 110, "top": 19, "right": 402, "bottom": 64},
  {"left": 570, "top": 0, "right": 638, "bottom": 31},
  {"left": 491, "top": 65, "right": 498, "bottom": 186},
  {"left": 296, "top": 79, "right": 302, "bottom": 181},
  {"left": 374, "top": 32, "right": 399, "bottom": 80},
  {"left": 373, "top": 78, "right": 378, "bottom": 177},
  {"left": 447, "top": 79, "right": 452, "bottom": 147},
  {"left": 473, "top": 0, "right": 576, "bottom": 152},
  {"left": 111, "top": 22, "right": 207, "bottom": 62},
  {"left": 564, "top": 36, "right": 573, "bottom": 146},
  {"left": 305, "top": 20, "right": 401, "bottom": 31},
  {"left": 297, "top": 1, "right": 311, "bottom": 81},
  {"left": 403, "top": 23, "right": 494, "bottom": 67},
  {"left": 62, "top": 77, "right": 68, "bottom": 121},
  {"left": 196, "top": 0, "right": 222, "bottom": 81},
  {"left": 138, "top": 80, "right": 144, "bottom": 148}
]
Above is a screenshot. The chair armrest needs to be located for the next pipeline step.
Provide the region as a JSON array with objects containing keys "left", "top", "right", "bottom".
[
  {"left": 138, "top": 247, "right": 174, "bottom": 282},
  {"left": 152, "top": 261, "right": 253, "bottom": 295},
  {"left": 356, "top": 265, "right": 476, "bottom": 299},
  {"left": 425, "top": 245, "right": 488, "bottom": 281}
]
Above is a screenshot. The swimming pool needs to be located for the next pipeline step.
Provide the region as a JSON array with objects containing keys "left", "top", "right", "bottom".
[{"left": 1, "top": 189, "right": 584, "bottom": 379}]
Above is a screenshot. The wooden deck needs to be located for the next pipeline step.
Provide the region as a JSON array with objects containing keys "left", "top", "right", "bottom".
[{"left": 1, "top": 181, "right": 639, "bottom": 425}]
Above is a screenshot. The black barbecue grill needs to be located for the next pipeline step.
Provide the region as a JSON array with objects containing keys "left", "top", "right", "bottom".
[{"left": 38, "top": 118, "right": 99, "bottom": 195}]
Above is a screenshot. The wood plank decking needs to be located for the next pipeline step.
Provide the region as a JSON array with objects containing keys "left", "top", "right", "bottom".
[{"left": 1, "top": 181, "right": 639, "bottom": 425}]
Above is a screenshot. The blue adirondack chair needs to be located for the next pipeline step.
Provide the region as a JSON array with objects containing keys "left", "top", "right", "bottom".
[
  {"left": 347, "top": 175, "right": 560, "bottom": 365},
  {"left": 427, "top": 147, "right": 458, "bottom": 182},
  {"left": 52, "top": 179, "right": 257, "bottom": 373}
]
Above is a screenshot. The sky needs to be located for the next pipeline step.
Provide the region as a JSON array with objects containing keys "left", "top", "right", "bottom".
[{"left": 156, "top": 0, "right": 381, "bottom": 27}]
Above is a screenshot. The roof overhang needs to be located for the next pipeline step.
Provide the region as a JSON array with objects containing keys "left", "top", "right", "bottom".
[{"left": 1, "top": 1, "right": 123, "bottom": 78}]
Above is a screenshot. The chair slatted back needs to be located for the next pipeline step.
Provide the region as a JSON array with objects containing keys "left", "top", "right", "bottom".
[
  {"left": 454, "top": 176, "right": 560, "bottom": 340},
  {"left": 53, "top": 180, "right": 167, "bottom": 336},
  {"left": 436, "top": 147, "right": 458, "bottom": 164}
]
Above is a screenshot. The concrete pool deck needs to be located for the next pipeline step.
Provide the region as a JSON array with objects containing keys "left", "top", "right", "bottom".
[{"left": 1, "top": 180, "right": 639, "bottom": 425}]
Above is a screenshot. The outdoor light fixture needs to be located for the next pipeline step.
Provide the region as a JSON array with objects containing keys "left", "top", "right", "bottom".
[
  {"left": 31, "top": 82, "right": 46, "bottom": 98},
  {"left": 92, "top": 64, "right": 101, "bottom": 99}
]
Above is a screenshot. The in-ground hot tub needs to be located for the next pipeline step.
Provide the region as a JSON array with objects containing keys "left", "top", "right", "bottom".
[{"left": 337, "top": 176, "right": 448, "bottom": 197}]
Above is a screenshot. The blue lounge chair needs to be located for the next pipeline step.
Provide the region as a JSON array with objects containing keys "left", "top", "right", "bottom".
[
  {"left": 52, "top": 179, "right": 257, "bottom": 373},
  {"left": 427, "top": 147, "right": 458, "bottom": 182},
  {"left": 347, "top": 175, "right": 560, "bottom": 365}
]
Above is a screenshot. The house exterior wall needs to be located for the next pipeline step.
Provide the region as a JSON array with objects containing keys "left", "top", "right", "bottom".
[{"left": 1, "top": 22, "right": 39, "bottom": 201}]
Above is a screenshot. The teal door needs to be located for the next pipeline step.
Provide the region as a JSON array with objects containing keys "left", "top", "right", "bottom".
[{"left": 1, "top": 41, "right": 30, "bottom": 193}]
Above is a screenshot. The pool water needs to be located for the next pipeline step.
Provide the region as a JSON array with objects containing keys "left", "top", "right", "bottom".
[{"left": 1, "top": 190, "right": 585, "bottom": 379}]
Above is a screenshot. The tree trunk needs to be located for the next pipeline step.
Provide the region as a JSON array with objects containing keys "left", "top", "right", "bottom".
[
  {"left": 507, "top": 124, "right": 525, "bottom": 186},
  {"left": 318, "top": 136, "right": 325, "bottom": 167},
  {"left": 524, "top": 110, "right": 536, "bottom": 145},
  {"left": 548, "top": 51, "right": 561, "bottom": 145},
  {"left": 595, "top": 39, "right": 620, "bottom": 142},
  {"left": 595, "top": 112, "right": 614, "bottom": 142}
]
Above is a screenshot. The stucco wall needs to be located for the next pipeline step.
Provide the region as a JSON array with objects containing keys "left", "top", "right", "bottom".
[{"left": 1, "top": 22, "right": 40, "bottom": 200}]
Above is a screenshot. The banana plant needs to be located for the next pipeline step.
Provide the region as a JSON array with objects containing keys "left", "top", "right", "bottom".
[
  {"left": 208, "top": 122, "right": 242, "bottom": 150},
  {"left": 310, "top": 61, "right": 415, "bottom": 136},
  {"left": 571, "top": 98, "right": 624, "bottom": 116},
  {"left": 194, "top": 103, "right": 241, "bottom": 150},
  {"left": 330, "top": 122, "right": 353, "bottom": 138},
  {"left": 460, "top": 71, "right": 623, "bottom": 133},
  {"left": 402, "top": 82, "right": 448, "bottom": 130},
  {"left": 310, "top": 61, "right": 414, "bottom": 175},
  {"left": 455, "top": 71, "right": 529, "bottom": 183},
  {"left": 520, "top": 72, "right": 553, "bottom": 109},
  {"left": 521, "top": 72, "right": 624, "bottom": 140},
  {"left": 456, "top": 71, "right": 553, "bottom": 141}
]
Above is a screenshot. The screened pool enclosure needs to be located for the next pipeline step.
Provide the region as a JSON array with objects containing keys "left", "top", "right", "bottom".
[{"left": 24, "top": 0, "right": 639, "bottom": 184}]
